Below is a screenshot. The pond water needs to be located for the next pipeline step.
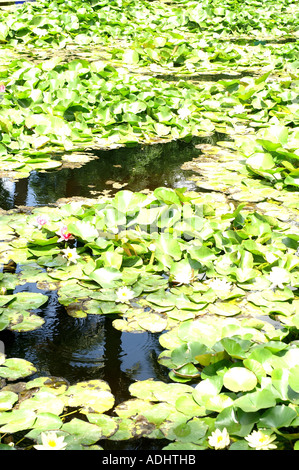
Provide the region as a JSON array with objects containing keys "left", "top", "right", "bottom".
[
  {"left": 0, "top": 135, "right": 228, "bottom": 414},
  {"left": 1, "top": 282, "right": 169, "bottom": 404},
  {"left": 0, "top": 133, "right": 228, "bottom": 210}
]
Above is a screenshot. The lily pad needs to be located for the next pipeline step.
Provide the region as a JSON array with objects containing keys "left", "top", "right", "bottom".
[
  {"left": 208, "top": 302, "right": 242, "bottom": 317},
  {"left": 0, "top": 358, "right": 36, "bottom": 381},
  {"left": 137, "top": 312, "right": 168, "bottom": 333},
  {"left": 223, "top": 367, "right": 258, "bottom": 392},
  {"left": 0, "top": 391, "right": 18, "bottom": 411},
  {"left": 63, "top": 380, "right": 115, "bottom": 414},
  {"left": 0, "top": 409, "right": 37, "bottom": 433},
  {"left": 86, "top": 413, "right": 119, "bottom": 438},
  {"left": 62, "top": 418, "right": 103, "bottom": 445}
]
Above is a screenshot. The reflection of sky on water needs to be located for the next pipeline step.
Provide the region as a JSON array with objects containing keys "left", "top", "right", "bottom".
[
  {"left": 120, "top": 331, "right": 166, "bottom": 382},
  {"left": 1, "top": 178, "right": 16, "bottom": 207}
]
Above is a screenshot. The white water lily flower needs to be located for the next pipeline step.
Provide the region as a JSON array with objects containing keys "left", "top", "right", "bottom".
[
  {"left": 245, "top": 430, "right": 277, "bottom": 450},
  {"left": 185, "top": 62, "right": 196, "bottom": 71},
  {"left": 197, "top": 38, "right": 208, "bottom": 48},
  {"left": 116, "top": 286, "right": 135, "bottom": 303},
  {"left": 233, "top": 104, "right": 246, "bottom": 114},
  {"left": 177, "top": 106, "right": 191, "bottom": 120},
  {"left": 207, "top": 278, "right": 232, "bottom": 291},
  {"left": 208, "top": 428, "right": 230, "bottom": 450},
  {"left": 267, "top": 266, "right": 290, "bottom": 290},
  {"left": 148, "top": 243, "right": 156, "bottom": 252},
  {"left": 173, "top": 266, "right": 194, "bottom": 285},
  {"left": 32, "top": 27, "right": 48, "bottom": 37},
  {"left": 61, "top": 247, "right": 80, "bottom": 265},
  {"left": 34, "top": 431, "right": 67, "bottom": 450}
]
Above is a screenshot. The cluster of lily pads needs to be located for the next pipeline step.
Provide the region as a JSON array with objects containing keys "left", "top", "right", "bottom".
[
  {"left": 0, "top": 56, "right": 216, "bottom": 167},
  {"left": 0, "top": 0, "right": 298, "bottom": 180},
  {"left": 0, "top": 57, "right": 299, "bottom": 185},
  {"left": 0, "top": 0, "right": 299, "bottom": 451},
  {"left": 0, "top": 186, "right": 299, "bottom": 449}
]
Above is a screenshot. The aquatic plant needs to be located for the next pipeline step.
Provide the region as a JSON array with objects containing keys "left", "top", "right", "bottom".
[
  {"left": 0, "top": 0, "right": 298, "bottom": 451},
  {"left": 33, "top": 431, "right": 67, "bottom": 450},
  {"left": 0, "top": 187, "right": 298, "bottom": 449}
]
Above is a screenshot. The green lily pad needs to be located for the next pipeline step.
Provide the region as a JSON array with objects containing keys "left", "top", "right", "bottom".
[
  {"left": 25, "top": 413, "right": 63, "bottom": 438},
  {"left": 7, "top": 292, "right": 48, "bottom": 311},
  {"left": 175, "top": 395, "right": 206, "bottom": 417},
  {"left": 0, "top": 358, "right": 36, "bottom": 380},
  {"left": 0, "top": 391, "right": 18, "bottom": 411},
  {"left": 0, "top": 409, "right": 37, "bottom": 433},
  {"left": 107, "top": 417, "right": 137, "bottom": 441},
  {"left": 137, "top": 312, "right": 168, "bottom": 333},
  {"left": 63, "top": 380, "right": 115, "bottom": 414},
  {"left": 208, "top": 302, "right": 241, "bottom": 317},
  {"left": 223, "top": 367, "right": 258, "bottom": 392},
  {"left": 86, "top": 413, "right": 119, "bottom": 438},
  {"left": 26, "top": 376, "right": 69, "bottom": 395},
  {"left": 62, "top": 418, "right": 103, "bottom": 445},
  {"left": 8, "top": 311, "right": 45, "bottom": 332},
  {"left": 88, "top": 267, "right": 122, "bottom": 288},
  {"left": 160, "top": 416, "right": 208, "bottom": 443},
  {"left": 19, "top": 390, "right": 65, "bottom": 415}
]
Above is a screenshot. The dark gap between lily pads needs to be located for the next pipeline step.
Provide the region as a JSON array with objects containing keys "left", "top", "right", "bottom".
[{"left": 0, "top": 133, "right": 230, "bottom": 210}]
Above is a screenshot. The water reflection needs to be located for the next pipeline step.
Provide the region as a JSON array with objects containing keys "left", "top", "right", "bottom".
[
  {"left": 0, "top": 135, "right": 227, "bottom": 210},
  {"left": 1, "top": 282, "right": 169, "bottom": 405}
]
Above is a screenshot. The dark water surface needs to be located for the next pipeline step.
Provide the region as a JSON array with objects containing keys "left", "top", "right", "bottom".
[
  {"left": 0, "top": 135, "right": 226, "bottom": 210},
  {"left": 1, "top": 283, "right": 169, "bottom": 404}
]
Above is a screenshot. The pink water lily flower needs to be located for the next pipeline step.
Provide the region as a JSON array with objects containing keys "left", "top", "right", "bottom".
[
  {"left": 0, "top": 84, "right": 5, "bottom": 93},
  {"left": 56, "top": 225, "right": 72, "bottom": 242},
  {"left": 36, "top": 215, "right": 49, "bottom": 229}
]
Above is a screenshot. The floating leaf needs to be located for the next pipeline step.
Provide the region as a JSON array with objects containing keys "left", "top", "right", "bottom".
[
  {"left": 223, "top": 367, "right": 258, "bottom": 393},
  {"left": 160, "top": 416, "right": 208, "bottom": 443},
  {"left": 86, "top": 413, "right": 118, "bottom": 438},
  {"left": 208, "top": 302, "right": 241, "bottom": 317},
  {"left": 175, "top": 395, "right": 206, "bottom": 417},
  {"left": 19, "top": 391, "right": 65, "bottom": 415},
  {"left": 63, "top": 380, "right": 115, "bottom": 414},
  {"left": 0, "top": 391, "right": 18, "bottom": 411},
  {"left": 259, "top": 405, "right": 297, "bottom": 429},
  {"left": 88, "top": 267, "right": 122, "bottom": 288},
  {"left": 0, "top": 358, "right": 36, "bottom": 380},
  {"left": 0, "top": 409, "right": 36, "bottom": 433},
  {"left": 62, "top": 418, "right": 103, "bottom": 445},
  {"left": 288, "top": 365, "right": 299, "bottom": 393},
  {"left": 137, "top": 312, "right": 168, "bottom": 333},
  {"left": 234, "top": 388, "right": 277, "bottom": 412}
]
